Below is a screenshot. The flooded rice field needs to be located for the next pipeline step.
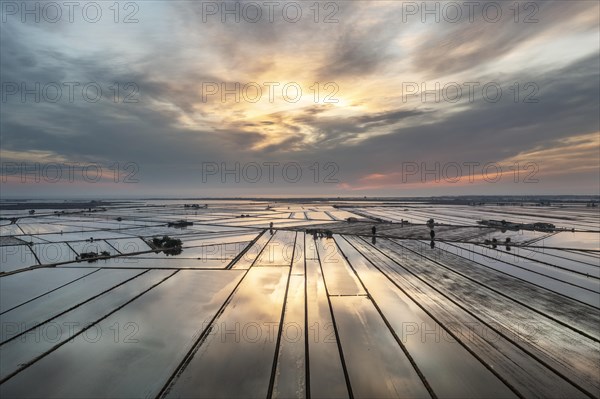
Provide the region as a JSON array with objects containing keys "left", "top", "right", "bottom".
[{"left": 0, "top": 200, "right": 598, "bottom": 398}]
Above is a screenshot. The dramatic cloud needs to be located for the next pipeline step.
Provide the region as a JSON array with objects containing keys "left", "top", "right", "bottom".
[{"left": 1, "top": 0, "right": 598, "bottom": 197}]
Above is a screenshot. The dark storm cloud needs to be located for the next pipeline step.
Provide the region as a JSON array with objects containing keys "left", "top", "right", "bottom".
[
  {"left": 297, "top": 54, "right": 600, "bottom": 180},
  {"left": 290, "top": 107, "right": 427, "bottom": 146},
  {"left": 315, "top": 17, "right": 400, "bottom": 80},
  {"left": 0, "top": 26, "right": 63, "bottom": 82}
]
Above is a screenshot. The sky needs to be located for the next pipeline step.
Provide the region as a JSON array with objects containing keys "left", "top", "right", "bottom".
[{"left": 1, "top": 0, "right": 599, "bottom": 198}]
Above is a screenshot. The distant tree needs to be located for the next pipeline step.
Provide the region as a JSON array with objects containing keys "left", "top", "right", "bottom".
[{"left": 151, "top": 235, "right": 183, "bottom": 256}]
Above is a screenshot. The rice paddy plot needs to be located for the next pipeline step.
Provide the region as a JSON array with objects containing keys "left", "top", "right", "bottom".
[{"left": 0, "top": 200, "right": 598, "bottom": 398}]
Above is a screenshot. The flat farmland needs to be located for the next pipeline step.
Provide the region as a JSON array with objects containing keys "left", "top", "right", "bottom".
[{"left": 1, "top": 200, "right": 598, "bottom": 398}]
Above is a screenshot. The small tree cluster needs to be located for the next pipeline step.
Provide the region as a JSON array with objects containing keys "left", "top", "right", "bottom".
[{"left": 151, "top": 235, "right": 183, "bottom": 256}]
